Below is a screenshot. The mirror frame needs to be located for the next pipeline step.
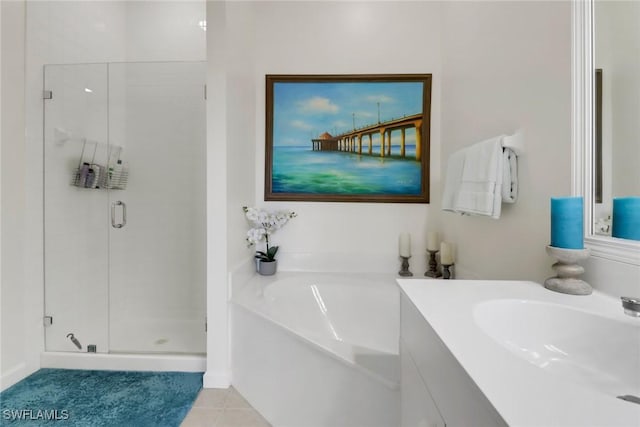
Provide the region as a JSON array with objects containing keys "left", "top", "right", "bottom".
[{"left": 572, "top": 0, "right": 640, "bottom": 265}]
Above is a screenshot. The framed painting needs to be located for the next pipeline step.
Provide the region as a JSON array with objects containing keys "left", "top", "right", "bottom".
[{"left": 265, "top": 74, "right": 432, "bottom": 203}]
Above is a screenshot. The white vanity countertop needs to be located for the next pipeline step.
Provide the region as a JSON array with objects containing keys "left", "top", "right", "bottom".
[{"left": 397, "top": 279, "right": 640, "bottom": 427}]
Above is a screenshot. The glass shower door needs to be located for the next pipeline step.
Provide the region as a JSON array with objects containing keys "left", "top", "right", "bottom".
[
  {"left": 43, "top": 64, "right": 110, "bottom": 352},
  {"left": 44, "top": 62, "right": 206, "bottom": 355},
  {"left": 107, "top": 62, "right": 206, "bottom": 354}
]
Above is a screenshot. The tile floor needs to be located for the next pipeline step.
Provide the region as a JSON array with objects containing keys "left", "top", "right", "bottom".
[{"left": 181, "top": 386, "right": 271, "bottom": 427}]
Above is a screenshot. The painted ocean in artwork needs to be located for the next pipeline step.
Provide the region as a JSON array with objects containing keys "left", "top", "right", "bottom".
[
  {"left": 273, "top": 145, "right": 421, "bottom": 195},
  {"left": 270, "top": 80, "right": 425, "bottom": 196}
]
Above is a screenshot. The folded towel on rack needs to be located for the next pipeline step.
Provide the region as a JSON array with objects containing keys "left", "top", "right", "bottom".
[
  {"left": 455, "top": 136, "right": 503, "bottom": 218},
  {"left": 442, "top": 135, "right": 519, "bottom": 219}
]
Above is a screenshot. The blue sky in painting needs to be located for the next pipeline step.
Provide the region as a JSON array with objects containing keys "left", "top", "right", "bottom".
[{"left": 272, "top": 81, "right": 423, "bottom": 147}]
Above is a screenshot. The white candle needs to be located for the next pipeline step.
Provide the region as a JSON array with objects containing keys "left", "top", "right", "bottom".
[
  {"left": 427, "top": 231, "right": 439, "bottom": 251},
  {"left": 440, "top": 242, "right": 455, "bottom": 265},
  {"left": 399, "top": 233, "right": 411, "bottom": 257}
]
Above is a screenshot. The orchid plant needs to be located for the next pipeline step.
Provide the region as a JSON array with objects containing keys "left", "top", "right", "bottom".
[{"left": 243, "top": 206, "right": 297, "bottom": 262}]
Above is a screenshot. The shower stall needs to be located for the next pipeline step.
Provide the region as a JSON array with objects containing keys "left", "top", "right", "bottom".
[{"left": 41, "top": 62, "right": 206, "bottom": 370}]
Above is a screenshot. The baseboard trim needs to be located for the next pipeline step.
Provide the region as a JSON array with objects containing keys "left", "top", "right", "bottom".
[
  {"left": 40, "top": 352, "right": 206, "bottom": 373},
  {"left": 1, "top": 363, "right": 33, "bottom": 392}
]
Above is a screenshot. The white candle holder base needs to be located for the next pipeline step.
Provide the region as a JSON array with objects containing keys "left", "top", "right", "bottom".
[{"left": 544, "top": 246, "right": 592, "bottom": 295}]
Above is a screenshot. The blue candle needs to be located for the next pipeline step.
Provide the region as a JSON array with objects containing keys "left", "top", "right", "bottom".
[
  {"left": 550, "top": 197, "right": 584, "bottom": 249},
  {"left": 612, "top": 197, "right": 640, "bottom": 241}
]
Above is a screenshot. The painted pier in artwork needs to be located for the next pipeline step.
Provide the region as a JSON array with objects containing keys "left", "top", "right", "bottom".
[{"left": 310, "top": 113, "right": 423, "bottom": 161}]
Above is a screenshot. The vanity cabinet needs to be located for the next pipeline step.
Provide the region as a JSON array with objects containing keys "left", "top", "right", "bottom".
[
  {"left": 400, "top": 337, "right": 444, "bottom": 427},
  {"left": 400, "top": 292, "right": 506, "bottom": 427}
]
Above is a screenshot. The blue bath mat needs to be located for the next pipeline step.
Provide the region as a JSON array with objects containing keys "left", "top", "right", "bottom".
[{"left": 0, "top": 368, "right": 202, "bottom": 426}]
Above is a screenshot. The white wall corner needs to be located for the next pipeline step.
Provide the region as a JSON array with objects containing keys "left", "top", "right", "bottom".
[
  {"left": 203, "top": 370, "right": 231, "bottom": 389},
  {"left": 206, "top": 0, "right": 230, "bottom": 389},
  {"left": 0, "top": 0, "right": 4, "bottom": 386},
  {"left": 1, "top": 364, "right": 25, "bottom": 392},
  {"left": 1, "top": 0, "right": 34, "bottom": 389}
]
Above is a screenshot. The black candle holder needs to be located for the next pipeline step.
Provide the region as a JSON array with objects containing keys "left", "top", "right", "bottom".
[
  {"left": 399, "top": 256, "right": 413, "bottom": 277},
  {"left": 425, "top": 250, "right": 442, "bottom": 278},
  {"left": 442, "top": 263, "right": 454, "bottom": 280}
]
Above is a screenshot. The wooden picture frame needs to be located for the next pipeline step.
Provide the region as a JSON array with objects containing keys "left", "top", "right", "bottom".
[{"left": 265, "top": 74, "right": 432, "bottom": 203}]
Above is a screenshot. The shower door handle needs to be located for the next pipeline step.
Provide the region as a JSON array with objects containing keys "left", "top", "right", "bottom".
[{"left": 111, "top": 201, "right": 127, "bottom": 229}]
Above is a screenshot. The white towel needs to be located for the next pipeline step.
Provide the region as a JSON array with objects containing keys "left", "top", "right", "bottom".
[
  {"left": 454, "top": 136, "right": 503, "bottom": 218},
  {"left": 441, "top": 135, "right": 519, "bottom": 219}
]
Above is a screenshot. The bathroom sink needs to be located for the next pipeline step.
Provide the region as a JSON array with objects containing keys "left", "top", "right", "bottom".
[
  {"left": 400, "top": 280, "right": 640, "bottom": 426},
  {"left": 474, "top": 299, "right": 640, "bottom": 396}
]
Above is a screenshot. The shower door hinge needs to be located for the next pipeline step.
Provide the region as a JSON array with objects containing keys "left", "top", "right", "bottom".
[
  {"left": 43, "top": 316, "right": 53, "bottom": 327},
  {"left": 43, "top": 90, "right": 53, "bottom": 100},
  {"left": 205, "top": 317, "right": 207, "bottom": 332},
  {"left": 204, "top": 85, "right": 207, "bottom": 100}
]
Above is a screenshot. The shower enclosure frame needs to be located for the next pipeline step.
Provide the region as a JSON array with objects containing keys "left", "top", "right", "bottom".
[{"left": 40, "top": 61, "right": 207, "bottom": 372}]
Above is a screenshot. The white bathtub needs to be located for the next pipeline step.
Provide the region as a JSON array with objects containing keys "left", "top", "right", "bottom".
[{"left": 231, "top": 271, "right": 400, "bottom": 427}]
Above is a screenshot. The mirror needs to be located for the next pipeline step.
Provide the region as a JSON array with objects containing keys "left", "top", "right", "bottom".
[
  {"left": 572, "top": 0, "right": 640, "bottom": 265},
  {"left": 592, "top": 1, "right": 640, "bottom": 239}
]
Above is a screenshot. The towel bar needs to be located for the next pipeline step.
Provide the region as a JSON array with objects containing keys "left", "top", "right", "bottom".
[{"left": 502, "top": 130, "right": 524, "bottom": 155}]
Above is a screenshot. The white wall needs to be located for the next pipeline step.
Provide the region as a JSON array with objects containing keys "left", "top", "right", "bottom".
[
  {"left": 124, "top": 2, "right": 206, "bottom": 62},
  {"left": 1, "top": 0, "right": 30, "bottom": 391},
  {"left": 226, "top": 2, "right": 257, "bottom": 270},
  {"left": 1, "top": 0, "right": 5, "bottom": 387},
  {"left": 205, "top": 0, "right": 231, "bottom": 388},
  {"left": 0, "top": 0, "right": 3, "bottom": 386},
  {"left": 248, "top": 1, "right": 443, "bottom": 275},
  {"left": 438, "top": 1, "right": 572, "bottom": 283}
]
